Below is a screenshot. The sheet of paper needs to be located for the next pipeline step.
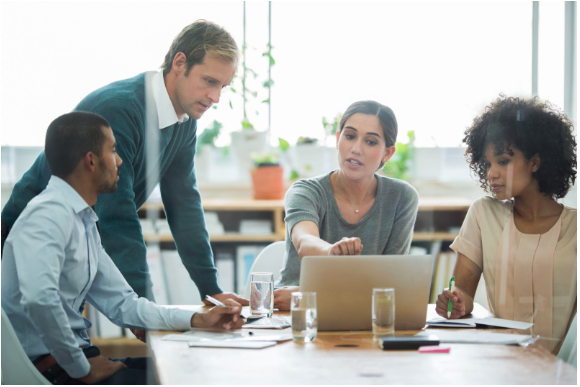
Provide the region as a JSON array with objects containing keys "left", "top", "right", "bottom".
[
  {"left": 418, "top": 331, "right": 533, "bottom": 345},
  {"left": 477, "top": 317, "right": 534, "bottom": 330},
  {"left": 163, "top": 329, "right": 292, "bottom": 342},
  {"left": 426, "top": 316, "right": 533, "bottom": 330},
  {"left": 242, "top": 317, "right": 290, "bottom": 329},
  {"left": 188, "top": 341, "right": 277, "bottom": 349}
]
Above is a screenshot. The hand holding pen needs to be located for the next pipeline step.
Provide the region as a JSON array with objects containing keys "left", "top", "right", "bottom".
[
  {"left": 435, "top": 277, "right": 467, "bottom": 319},
  {"left": 189, "top": 296, "right": 244, "bottom": 330}
]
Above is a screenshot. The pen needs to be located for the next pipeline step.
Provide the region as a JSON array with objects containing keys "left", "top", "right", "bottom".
[
  {"left": 447, "top": 276, "right": 455, "bottom": 318},
  {"left": 205, "top": 295, "right": 248, "bottom": 321},
  {"left": 205, "top": 295, "right": 226, "bottom": 307}
]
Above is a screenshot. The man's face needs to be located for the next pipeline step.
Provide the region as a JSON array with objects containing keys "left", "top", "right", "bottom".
[
  {"left": 96, "top": 126, "right": 122, "bottom": 194},
  {"left": 173, "top": 54, "right": 236, "bottom": 120}
]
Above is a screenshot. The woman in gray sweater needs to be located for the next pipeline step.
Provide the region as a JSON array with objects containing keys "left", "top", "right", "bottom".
[{"left": 274, "top": 100, "right": 419, "bottom": 310}]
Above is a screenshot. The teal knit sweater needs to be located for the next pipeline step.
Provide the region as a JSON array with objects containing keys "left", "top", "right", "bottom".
[{"left": 2, "top": 73, "right": 221, "bottom": 299}]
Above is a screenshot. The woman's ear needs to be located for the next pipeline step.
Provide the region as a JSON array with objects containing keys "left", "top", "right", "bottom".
[
  {"left": 382, "top": 145, "right": 396, "bottom": 164},
  {"left": 336, "top": 131, "right": 340, "bottom": 149},
  {"left": 530, "top": 153, "right": 541, "bottom": 173}
]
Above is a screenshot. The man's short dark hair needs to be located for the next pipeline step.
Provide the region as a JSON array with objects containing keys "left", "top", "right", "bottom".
[{"left": 44, "top": 112, "right": 110, "bottom": 178}]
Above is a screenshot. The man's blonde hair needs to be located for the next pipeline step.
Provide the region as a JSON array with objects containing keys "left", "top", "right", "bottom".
[{"left": 161, "top": 20, "right": 239, "bottom": 76}]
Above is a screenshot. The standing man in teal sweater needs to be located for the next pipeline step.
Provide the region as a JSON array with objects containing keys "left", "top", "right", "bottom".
[{"left": 1, "top": 20, "right": 248, "bottom": 334}]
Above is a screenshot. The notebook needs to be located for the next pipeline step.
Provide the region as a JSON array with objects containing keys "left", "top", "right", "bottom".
[{"left": 426, "top": 316, "right": 533, "bottom": 330}]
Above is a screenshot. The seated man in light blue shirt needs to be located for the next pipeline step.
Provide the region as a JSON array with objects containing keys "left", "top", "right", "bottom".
[{"left": 1, "top": 111, "right": 244, "bottom": 385}]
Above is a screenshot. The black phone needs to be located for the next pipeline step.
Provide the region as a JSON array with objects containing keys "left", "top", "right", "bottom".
[{"left": 379, "top": 335, "right": 440, "bottom": 350}]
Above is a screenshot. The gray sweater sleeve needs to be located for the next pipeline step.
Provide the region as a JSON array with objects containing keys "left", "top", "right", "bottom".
[
  {"left": 382, "top": 183, "right": 419, "bottom": 255},
  {"left": 284, "top": 180, "right": 325, "bottom": 236}
]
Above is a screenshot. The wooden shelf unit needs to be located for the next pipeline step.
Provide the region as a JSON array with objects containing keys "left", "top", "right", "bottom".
[
  {"left": 139, "top": 199, "right": 286, "bottom": 243},
  {"left": 139, "top": 197, "right": 470, "bottom": 244}
]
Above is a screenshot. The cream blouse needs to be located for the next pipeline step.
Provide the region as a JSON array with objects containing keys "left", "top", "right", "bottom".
[{"left": 450, "top": 197, "right": 577, "bottom": 351}]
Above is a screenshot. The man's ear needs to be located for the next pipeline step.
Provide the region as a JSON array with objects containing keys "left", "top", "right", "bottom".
[
  {"left": 85, "top": 152, "right": 97, "bottom": 172},
  {"left": 530, "top": 153, "right": 541, "bottom": 173},
  {"left": 172, "top": 52, "right": 187, "bottom": 75}
]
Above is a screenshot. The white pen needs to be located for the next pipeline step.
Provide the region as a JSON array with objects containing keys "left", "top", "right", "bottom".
[{"left": 205, "top": 295, "right": 227, "bottom": 307}]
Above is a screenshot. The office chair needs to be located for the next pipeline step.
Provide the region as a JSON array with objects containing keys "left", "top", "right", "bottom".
[
  {"left": 1, "top": 308, "right": 51, "bottom": 384},
  {"left": 243, "top": 241, "right": 286, "bottom": 298}
]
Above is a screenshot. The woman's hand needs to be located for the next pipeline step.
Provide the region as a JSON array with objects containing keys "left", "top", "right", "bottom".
[
  {"left": 435, "top": 288, "right": 470, "bottom": 319},
  {"left": 274, "top": 286, "right": 299, "bottom": 311},
  {"left": 327, "top": 237, "right": 363, "bottom": 256}
]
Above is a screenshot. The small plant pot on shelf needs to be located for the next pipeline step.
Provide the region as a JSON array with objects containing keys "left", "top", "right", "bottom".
[{"left": 251, "top": 164, "right": 284, "bottom": 200}]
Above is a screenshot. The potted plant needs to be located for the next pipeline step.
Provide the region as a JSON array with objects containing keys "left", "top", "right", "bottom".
[
  {"left": 382, "top": 130, "right": 415, "bottom": 181},
  {"left": 250, "top": 152, "right": 284, "bottom": 200}
]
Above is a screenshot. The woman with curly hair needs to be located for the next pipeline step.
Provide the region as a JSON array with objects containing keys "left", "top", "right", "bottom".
[{"left": 435, "top": 96, "right": 577, "bottom": 352}]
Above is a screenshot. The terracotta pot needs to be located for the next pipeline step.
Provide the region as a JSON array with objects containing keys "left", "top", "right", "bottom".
[{"left": 251, "top": 165, "right": 284, "bottom": 200}]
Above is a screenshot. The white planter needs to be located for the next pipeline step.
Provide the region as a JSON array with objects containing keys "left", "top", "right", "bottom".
[
  {"left": 289, "top": 144, "right": 338, "bottom": 179},
  {"left": 230, "top": 130, "right": 269, "bottom": 182}
]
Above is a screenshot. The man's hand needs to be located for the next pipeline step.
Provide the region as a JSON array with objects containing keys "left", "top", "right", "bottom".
[
  {"left": 274, "top": 286, "right": 299, "bottom": 311},
  {"left": 203, "top": 292, "right": 249, "bottom": 306},
  {"left": 327, "top": 237, "right": 363, "bottom": 256},
  {"left": 130, "top": 328, "right": 146, "bottom": 343},
  {"left": 78, "top": 355, "right": 127, "bottom": 384},
  {"left": 192, "top": 299, "right": 245, "bottom": 330}
]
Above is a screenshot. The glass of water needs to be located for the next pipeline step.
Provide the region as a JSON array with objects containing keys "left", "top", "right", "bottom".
[
  {"left": 250, "top": 272, "right": 274, "bottom": 317},
  {"left": 372, "top": 288, "right": 395, "bottom": 338},
  {"left": 291, "top": 292, "right": 318, "bottom": 343}
]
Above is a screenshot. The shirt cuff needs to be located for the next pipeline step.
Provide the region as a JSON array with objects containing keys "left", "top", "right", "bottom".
[
  {"left": 168, "top": 308, "right": 196, "bottom": 331},
  {"left": 58, "top": 349, "right": 91, "bottom": 379}
]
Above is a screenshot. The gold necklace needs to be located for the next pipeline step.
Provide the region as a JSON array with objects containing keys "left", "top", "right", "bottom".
[{"left": 335, "top": 173, "right": 375, "bottom": 213}]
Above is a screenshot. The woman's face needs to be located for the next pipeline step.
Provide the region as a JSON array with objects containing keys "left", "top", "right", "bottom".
[
  {"left": 336, "top": 113, "right": 394, "bottom": 180},
  {"left": 484, "top": 142, "right": 539, "bottom": 200}
]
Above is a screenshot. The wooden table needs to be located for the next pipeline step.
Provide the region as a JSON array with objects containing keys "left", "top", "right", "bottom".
[{"left": 148, "top": 304, "right": 576, "bottom": 384}]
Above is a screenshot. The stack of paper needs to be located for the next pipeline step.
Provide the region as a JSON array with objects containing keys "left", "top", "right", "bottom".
[
  {"left": 205, "top": 212, "right": 225, "bottom": 236},
  {"left": 239, "top": 220, "right": 272, "bottom": 235}
]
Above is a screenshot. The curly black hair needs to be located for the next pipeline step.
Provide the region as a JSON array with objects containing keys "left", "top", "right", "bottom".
[{"left": 463, "top": 95, "right": 577, "bottom": 199}]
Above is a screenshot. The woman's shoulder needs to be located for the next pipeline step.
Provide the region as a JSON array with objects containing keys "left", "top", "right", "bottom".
[
  {"left": 285, "top": 172, "right": 333, "bottom": 201},
  {"left": 561, "top": 205, "right": 577, "bottom": 234},
  {"left": 468, "top": 196, "right": 513, "bottom": 222},
  {"left": 376, "top": 175, "right": 419, "bottom": 204},
  {"left": 377, "top": 175, "right": 418, "bottom": 195}
]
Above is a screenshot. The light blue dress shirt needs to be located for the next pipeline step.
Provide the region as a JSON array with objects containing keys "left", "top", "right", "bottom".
[{"left": 1, "top": 176, "right": 194, "bottom": 379}]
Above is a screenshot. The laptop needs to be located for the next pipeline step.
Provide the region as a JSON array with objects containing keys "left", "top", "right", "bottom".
[{"left": 299, "top": 255, "right": 434, "bottom": 331}]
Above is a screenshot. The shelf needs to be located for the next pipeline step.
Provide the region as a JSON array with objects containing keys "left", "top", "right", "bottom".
[
  {"left": 140, "top": 199, "right": 285, "bottom": 212},
  {"left": 144, "top": 233, "right": 284, "bottom": 243},
  {"left": 144, "top": 232, "right": 453, "bottom": 243},
  {"left": 412, "top": 232, "right": 458, "bottom": 241}
]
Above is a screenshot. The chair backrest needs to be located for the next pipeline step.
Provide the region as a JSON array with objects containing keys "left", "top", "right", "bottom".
[
  {"left": 243, "top": 241, "right": 286, "bottom": 298},
  {"left": 1, "top": 308, "right": 51, "bottom": 384},
  {"left": 558, "top": 314, "right": 577, "bottom": 367}
]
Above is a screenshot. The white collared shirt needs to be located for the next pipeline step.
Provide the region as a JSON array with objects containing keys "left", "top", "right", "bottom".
[
  {"left": 1, "top": 176, "right": 194, "bottom": 379},
  {"left": 150, "top": 70, "right": 189, "bottom": 128}
]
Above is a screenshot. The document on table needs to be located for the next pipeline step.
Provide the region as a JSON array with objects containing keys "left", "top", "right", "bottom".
[
  {"left": 163, "top": 328, "right": 292, "bottom": 343},
  {"left": 188, "top": 341, "right": 277, "bottom": 349},
  {"left": 426, "top": 316, "right": 533, "bottom": 330},
  {"left": 416, "top": 330, "right": 534, "bottom": 345},
  {"left": 242, "top": 316, "right": 291, "bottom": 329}
]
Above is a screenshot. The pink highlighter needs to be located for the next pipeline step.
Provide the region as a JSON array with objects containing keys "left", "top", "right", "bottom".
[{"left": 418, "top": 345, "right": 451, "bottom": 354}]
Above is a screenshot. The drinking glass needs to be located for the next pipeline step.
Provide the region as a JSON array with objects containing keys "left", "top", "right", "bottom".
[
  {"left": 250, "top": 272, "right": 274, "bottom": 317},
  {"left": 291, "top": 292, "right": 318, "bottom": 342},
  {"left": 372, "top": 288, "right": 395, "bottom": 338}
]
